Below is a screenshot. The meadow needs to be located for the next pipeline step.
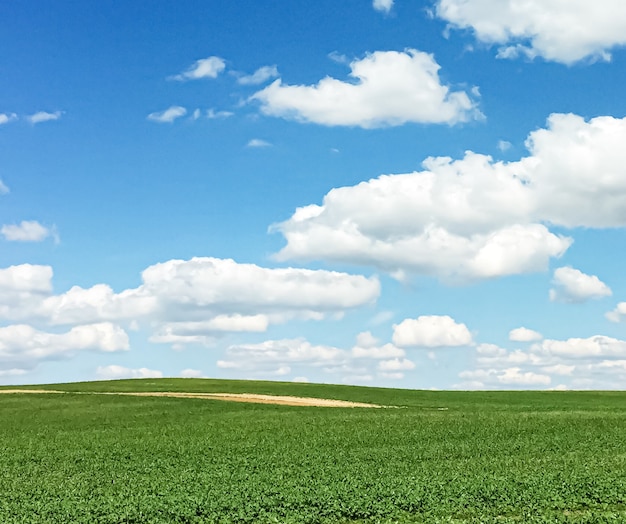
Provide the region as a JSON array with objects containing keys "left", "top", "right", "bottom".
[{"left": 0, "top": 378, "right": 625, "bottom": 523}]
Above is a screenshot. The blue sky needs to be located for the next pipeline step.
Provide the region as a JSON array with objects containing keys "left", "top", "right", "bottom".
[{"left": 3, "top": 0, "right": 626, "bottom": 389}]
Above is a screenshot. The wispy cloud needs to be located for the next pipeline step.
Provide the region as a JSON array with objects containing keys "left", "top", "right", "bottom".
[
  {"left": 207, "top": 108, "right": 234, "bottom": 119},
  {"left": 0, "top": 113, "right": 17, "bottom": 125},
  {"left": 147, "top": 106, "right": 187, "bottom": 123},
  {"left": 246, "top": 138, "right": 272, "bottom": 148},
  {"left": 27, "top": 111, "right": 62, "bottom": 124},
  {"left": 236, "top": 65, "right": 279, "bottom": 85},
  {"left": 373, "top": 0, "right": 393, "bottom": 13},
  {"left": 0, "top": 181, "right": 9, "bottom": 195},
  {"left": 169, "top": 56, "right": 226, "bottom": 81},
  {"left": 1, "top": 221, "right": 55, "bottom": 242}
]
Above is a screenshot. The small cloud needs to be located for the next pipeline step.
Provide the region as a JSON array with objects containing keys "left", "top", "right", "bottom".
[
  {"left": 96, "top": 365, "right": 163, "bottom": 380},
  {"left": 328, "top": 51, "right": 349, "bottom": 64},
  {"left": 550, "top": 266, "right": 612, "bottom": 303},
  {"left": 373, "top": 0, "right": 393, "bottom": 13},
  {"left": 180, "top": 368, "right": 204, "bottom": 378},
  {"left": 192, "top": 108, "right": 201, "bottom": 120},
  {"left": 147, "top": 106, "right": 187, "bottom": 123},
  {"left": 169, "top": 56, "right": 226, "bottom": 81},
  {"left": 27, "top": 111, "right": 62, "bottom": 124},
  {"left": 330, "top": 148, "right": 340, "bottom": 154},
  {"left": 237, "top": 65, "right": 279, "bottom": 86},
  {"left": 1, "top": 220, "right": 53, "bottom": 242},
  {"left": 0, "top": 113, "right": 17, "bottom": 125},
  {"left": 498, "top": 140, "right": 512, "bottom": 152},
  {"left": 509, "top": 327, "right": 543, "bottom": 342},
  {"left": 247, "top": 138, "right": 272, "bottom": 148},
  {"left": 0, "top": 180, "right": 9, "bottom": 194},
  {"left": 370, "top": 310, "right": 393, "bottom": 326},
  {"left": 207, "top": 108, "right": 234, "bottom": 119}
]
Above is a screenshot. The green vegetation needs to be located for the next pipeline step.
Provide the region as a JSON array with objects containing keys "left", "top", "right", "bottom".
[{"left": 1, "top": 379, "right": 625, "bottom": 523}]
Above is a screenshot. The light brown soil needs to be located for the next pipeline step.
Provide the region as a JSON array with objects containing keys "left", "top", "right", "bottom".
[
  {"left": 106, "top": 391, "right": 384, "bottom": 408},
  {"left": 0, "top": 389, "right": 384, "bottom": 408}
]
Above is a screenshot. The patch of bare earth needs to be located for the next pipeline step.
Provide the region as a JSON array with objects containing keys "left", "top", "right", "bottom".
[
  {"left": 108, "top": 392, "right": 385, "bottom": 408},
  {"left": 0, "top": 389, "right": 386, "bottom": 408}
]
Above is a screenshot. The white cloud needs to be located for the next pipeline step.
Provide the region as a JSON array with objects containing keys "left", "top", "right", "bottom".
[
  {"left": 0, "top": 323, "right": 129, "bottom": 366},
  {"left": 0, "top": 113, "right": 17, "bottom": 125},
  {"left": 247, "top": 138, "right": 272, "bottom": 148},
  {"left": 0, "top": 258, "right": 379, "bottom": 351},
  {"left": 217, "top": 338, "right": 346, "bottom": 375},
  {"left": 378, "top": 357, "right": 415, "bottom": 371},
  {"left": 509, "top": 327, "right": 543, "bottom": 342},
  {"left": 606, "top": 302, "right": 626, "bottom": 323},
  {"left": 251, "top": 49, "right": 480, "bottom": 128},
  {"left": 0, "top": 180, "right": 8, "bottom": 194},
  {"left": 169, "top": 56, "right": 226, "bottom": 81},
  {"left": 179, "top": 368, "right": 204, "bottom": 378},
  {"left": 458, "top": 367, "right": 550, "bottom": 387},
  {"left": 27, "top": 111, "right": 62, "bottom": 124},
  {"left": 435, "top": 0, "right": 626, "bottom": 64},
  {"left": 237, "top": 65, "right": 279, "bottom": 85},
  {"left": 533, "top": 336, "right": 626, "bottom": 359},
  {"left": 273, "top": 113, "right": 626, "bottom": 281},
  {"left": 392, "top": 315, "right": 473, "bottom": 348},
  {"left": 497, "top": 140, "right": 512, "bottom": 152},
  {"left": 373, "top": 0, "right": 394, "bottom": 14},
  {"left": 147, "top": 106, "right": 187, "bottom": 123},
  {"left": 207, "top": 108, "right": 234, "bottom": 119},
  {"left": 461, "top": 331, "right": 626, "bottom": 390},
  {"left": 96, "top": 365, "right": 162, "bottom": 380},
  {"left": 1, "top": 221, "right": 52, "bottom": 242},
  {"left": 550, "top": 266, "right": 612, "bottom": 303}
]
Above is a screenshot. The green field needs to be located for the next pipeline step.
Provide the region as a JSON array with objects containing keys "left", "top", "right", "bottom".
[{"left": 1, "top": 379, "right": 625, "bottom": 523}]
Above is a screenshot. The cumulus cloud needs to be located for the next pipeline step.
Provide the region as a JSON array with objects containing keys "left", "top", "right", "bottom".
[
  {"left": 246, "top": 138, "right": 272, "bottom": 148},
  {"left": 251, "top": 49, "right": 480, "bottom": 128},
  {"left": 273, "top": 113, "right": 626, "bottom": 281},
  {"left": 218, "top": 331, "right": 415, "bottom": 383},
  {"left": 1, "top": 221, "right": 53, "bottom": 242},
  {"left": 459, "top": 333, "right": 626, "bottom": 390},
  {"left": 373, "top": 0, "right": 394, "bottom": 14},
  {"left": 169, "top": 56, "right": 226, "bottom": 81},
  {"left": 0, "top": 113, "right": 17, "bottom": 125},
  {"left": 550, "top": 267, "right": 612, "bottom": 303},
  {"left": 0, "top": 258, "right": 379, "bottom": 351},
  {"left": 236, "top": 65, "right": 279, "bottom": 85},
  {"left": 435, "top": 0, "right": 626, "bottom": 64},
  {"left": 96, "top": 365, "right": 162, "bottom": 380},
  {"left": 509, "top": 327, "right": 543, "bottom": 342},
  {"left": 606, "top": 302, "right": 626, "bottom": 323},
  {"left": 27, "top": 111, "right": 62, "bottom": 124},
  {"left": 147, "top": 106, "right": 187, "bottom": 123},
  {"left": 393, "top": 315, "right": 473, "bottom": 347},
  {"left": 0, "top": 323, "right": 129, "bottom": 368},
  {"left": 0, "top": 180, "right": 8, "bottom": 194},
  {"left": 179, "top": 368, "right": 204, "bottom": 378}
]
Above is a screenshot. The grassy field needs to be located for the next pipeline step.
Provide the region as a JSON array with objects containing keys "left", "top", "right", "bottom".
[{"left": 0, "top": 379, "right": 625, "bottom": 523}]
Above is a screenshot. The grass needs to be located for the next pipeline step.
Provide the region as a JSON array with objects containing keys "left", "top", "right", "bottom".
[{"left": 1, "top": 379, "right": 625, "bottom": 523}]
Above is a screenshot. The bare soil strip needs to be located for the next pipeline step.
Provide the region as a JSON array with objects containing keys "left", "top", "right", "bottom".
[
  {"left": 104, "top": 391, "right": 384, "bottom": 408},
  {"left": 0, "top": 389, "right": 385, "bottom": 408}
]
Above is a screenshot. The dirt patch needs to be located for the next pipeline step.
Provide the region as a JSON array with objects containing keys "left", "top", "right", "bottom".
[
  {"left": 107, "top": 392, "right": 384, "bottom": 408},
  {"left": 0, "top": 389, "right": 387, "bottom": 408}
]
